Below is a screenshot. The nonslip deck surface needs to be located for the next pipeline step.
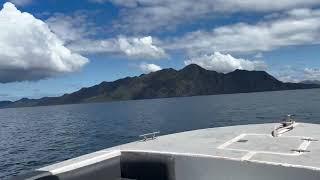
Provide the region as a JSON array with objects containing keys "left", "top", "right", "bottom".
[{"left": 40, "top": 123, "right": 320, "bottom": 173}]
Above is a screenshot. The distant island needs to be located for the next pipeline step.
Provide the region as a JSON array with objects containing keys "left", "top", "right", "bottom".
[{"left": 1, "top": 64, "right": 320, "bottom": 109}]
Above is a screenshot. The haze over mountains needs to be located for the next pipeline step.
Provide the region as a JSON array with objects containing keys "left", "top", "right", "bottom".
[{"left": 1, "top": 64, "right": 319, "bottom": 109}]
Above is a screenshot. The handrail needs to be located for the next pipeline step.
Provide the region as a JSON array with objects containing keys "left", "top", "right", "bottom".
[
  {"left": 139, "top": 131, "right": 160, "bottom": 141},
  {"left": 272, "top": 115, "right": 296, "bottom": 137}
]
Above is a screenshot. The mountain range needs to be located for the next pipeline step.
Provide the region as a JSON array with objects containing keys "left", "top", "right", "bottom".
[
  {"left": 300, "top": 80, "right": 320, "bottom": 85},
  {"left": 1, "top": 64, "right": 319, "bottom": 109}
]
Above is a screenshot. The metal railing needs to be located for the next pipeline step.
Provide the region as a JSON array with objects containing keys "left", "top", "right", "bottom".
[
  {"left": 139, "top": 131, "right": 160, "bottom": 141},
  {"left": 272, "top": 114, "right": 296, "bottom": 137}
]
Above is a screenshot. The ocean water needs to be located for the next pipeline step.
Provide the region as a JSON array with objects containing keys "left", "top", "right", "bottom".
[{"left": 1, "top": 89, "right": 320, "bottom": 179}]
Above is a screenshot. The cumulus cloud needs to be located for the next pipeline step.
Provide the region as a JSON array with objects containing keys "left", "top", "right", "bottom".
[
  {"left": 166, "top": 8, "right": 320, "bottom": 55},
  {"left": 0, "top": 2, "right": 89, "bottom": 83},
  {"left": 43, "top": 10, "right": 167, "bottom": 59},
  {"left": 93, "top": 0, "right": 320, "bottom": 33},
  {"left": 184, "top": 52, "right": 267, "bottom": 73},
  {"left": 69, "top": 36, "right": 167, "bottom": 59},
  {"left": 118, "top": 36, "right": 167, "bottom": 59},
  {"left": 139, "top": 63, "right": 162, "bottom": 73}
]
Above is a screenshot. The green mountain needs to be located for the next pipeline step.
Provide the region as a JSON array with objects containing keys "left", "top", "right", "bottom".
[{"left": 1, "top": 64, "right": 319, "bottom": 109}]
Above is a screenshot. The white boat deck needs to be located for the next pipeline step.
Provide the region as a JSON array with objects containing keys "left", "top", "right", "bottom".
[
  {"left": 39, "top": 123, "right": 320, "bottom": 175},
  {"left": 114, "top": 123, "right": 320, "bottom": 170}
]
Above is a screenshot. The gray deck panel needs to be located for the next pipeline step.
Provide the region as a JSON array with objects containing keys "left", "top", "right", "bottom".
[
  {"left": 117, "top": 123, "right": 320, "bottom": 169},
  {"left": 40, "top": 123, "right": 320, "bottom": 172}
]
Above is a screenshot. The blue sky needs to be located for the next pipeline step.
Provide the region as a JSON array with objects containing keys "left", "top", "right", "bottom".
[{"left": 0, "top": 0, "right": 320, "bottom": 101}]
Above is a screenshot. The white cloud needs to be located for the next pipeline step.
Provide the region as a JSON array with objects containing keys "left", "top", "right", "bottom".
[
  {"left": 118, "top": 36, "right": 167, "bottom": 59},
  {"left": 45, "top": 12, "right": 98, "bottom": 43},
  {"left": 91, "top": 0, "right": 138, "bottom": 7},
  {"left": 277, "top": 75, "right": 299, "bottom": 83},
  {"left": 96, "top": 0, "right": 320, "bottom": 33},
  {"left": 68, "top": 39, "right": 120, "bottom": 54},
  {"left": 271, "top": 66, "right": 320, "bottom": 82},
  {"left": 184, "top": 52, "right": 267, "bottom": 73},
  {"left": 273, "top": 66, "right": 300, "bottom": 82},
  {"left": 254, "top": 53, "right": 263, "bottom": 59},
  {"left": 303, "top": 68, "right": 320, "bottom": 80},
  {"left": 68, "top": 36, "right": 167, "bottom": 59},
  {"left": 0, "top": 2, "right": 89, "bottom": 83},
  {"left": 8, "top": 0, "right": 33, "bottom": 6},
  {"left": 44, "top": 10, "right": 167, "bottom": 59},
  {"left": 166, "top": 8, "right": 320, "bottom": 55},
  {"left": 139, "top": 63, "right": 162, "bottom": 73}
]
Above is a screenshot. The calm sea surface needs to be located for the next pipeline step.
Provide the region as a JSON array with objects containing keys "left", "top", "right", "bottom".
[{"left": 1, "top": 89, "right": 320, "bottom": 179}]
